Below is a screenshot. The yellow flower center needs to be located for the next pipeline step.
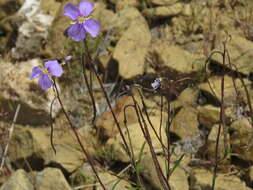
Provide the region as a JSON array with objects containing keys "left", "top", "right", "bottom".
[{"left": 77, "top": 15, "right": 91, "bottom": 23}]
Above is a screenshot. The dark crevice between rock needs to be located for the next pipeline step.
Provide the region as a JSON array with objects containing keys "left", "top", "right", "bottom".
[
  {"left": 208, "top": 59, "right": 248, "bottom": 79},
  {"left": 1, "top": 0, "right": 22, "bottom": 16},
  {"left": 198, "top": 90, "right": 221, "bottom": 107},
  {"left": 169, "top": 132, "right": 181, "bottom": 144},
  {"left": 11, "top": 154, "right": 44, "bottom": 172},
  {"left": 148, "top": 17, "right": 170, "bottom": 29},
  {"left": 231, "top": 156, "right": 252, "bottom": 169},
  {"left": 104, "top": 58, "right": 119, "bottom": 83},
  {"left": 104, "top": 0, "right": 116, "bottom": 12}
]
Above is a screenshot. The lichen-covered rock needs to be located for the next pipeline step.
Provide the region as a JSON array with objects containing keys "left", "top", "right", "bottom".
[
  {"left": 95, "top": 96, "right": 139, "bottom": 138},
  {"left": 230, "top": 118, "right": 253, "bottom": 162},
  {"left": 197, "top": 105, "right": 220, "bottom": 128},
  {"left": 177, "top": 87, "right": 199, "bottom": 107},
  {"left": 140, "top": 154, "right": 189, "bottom": 190},
  {"left": 106, "top": 116, "right": 167, "bottom": 162},
  {"left": 206, "top": 124, "right": 230, "bottom": 162},
  {"left": 34, "top": 168, "right": 71, "bottom": 190},
  {"left": 198, "top": 76, "right": 252, "bottom": 121},
  {"left": 149, "top": 0, "right": 179, "bottom": 6},
  {"left": 143, "top": 3, "right": 183, "bottom": 18},
  {"left": 11, "top": 0, "right": 61, "bottom": 59},
  {"left": 211, "top": 35, "right": 253, "bottom": 76},
  {"left": 0, "top": 169, "right": 34, "bottom": 190},
  {"left": 113, "top": 13, "right": 151, "bottom": 79},
  {"left": 171, "top": 107, "right": 200, "bottom": 139},
  {"left": 108, "top": 0, "right": 139, "bottom": 10},
  {"left": 190, "top": 168, "right": 252, "bottom": 190},
  {"left": 97, "top": 172, "right": 132, "bottom": 190},
  {"left": 8, "top": 126, "right": 50, "bottom": 163},
  {"left": 151, "top": 41, "right": 205, "bottom": 74}
]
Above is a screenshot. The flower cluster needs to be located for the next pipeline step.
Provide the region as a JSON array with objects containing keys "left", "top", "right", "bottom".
[{"left": 30, "top": 1, "right": 100, "bottom": 90}]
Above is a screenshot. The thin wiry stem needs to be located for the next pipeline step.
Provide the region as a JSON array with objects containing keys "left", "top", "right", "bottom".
[
  {"left": 130, "top": 92, "right": 171, "bottom": 190},
  {"left": 123, "top": 104, "right": 145, "bottom": 188},
  {"left": 50, "top": 97, "right": 57, "bottom": 154},
  {"left": 52, "top": 80, "right": 106, "bottom": 190},
  {"left": 81, "top": 42, "right": 97, "bottom": 124},
  {"left": 211, "top": 41, "right": 227, "bottom": 190},
  {"left": 83, "top": 40, "right": 131, "bottom": 158},
  {"left": 135, "top": 87, "right": 168, "bottom": 152}
]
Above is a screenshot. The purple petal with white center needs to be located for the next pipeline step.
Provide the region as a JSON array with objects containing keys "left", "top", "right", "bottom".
[
  {"left": 45, "top": 60, "right": 63, "bottom": 77},
  {"left": 79, "top": 1, "right": 94, "bottom": 17},
  {"left": 39, "top": 74, "right": 52, "bottom": 90},
  {"left": 30, "top": 66, "right": 43, "bottom": 79},
  {"left": 64, "top": 3, "right": 80, "bottom": 20},
  {"left": 83, "top": 19, "right": 100, "bottom": 38},
  {"left": 67, "top": 23, "right": 86, "bottom": 41}
]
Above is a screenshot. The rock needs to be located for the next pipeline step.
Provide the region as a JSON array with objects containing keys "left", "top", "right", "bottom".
[
  {"left": 197, "top": 105, "right": 221, "bottom": 128},
  {"left": 96, "top": 96, "right": 139, "bottom": 138},
  {"left": 97, "top": 172, "right": 132, "bottom": 190},
  {"left": 92, "top": 2, "right": 117, "bottom": 33},
  {"left": 140, "top": 154, "right": 189, "bottom": 190},
  {"left": 190, "top": 168, "right": 251, "bottom": 190},
  {"left": 230, "top": 118, "right": 253, "bottom": 162},
  {"left": 105, "top": 7, "right": 144, "bottom": 38},
  {"left": 198, "top": 76, "right": 250, "bottom": 102},
  {"left": 206, "top": 124, "right": 230, "bottom": 162},
  {"left": 108, "top": 0, "right": 139, "bottom": 10},
  {"left": 143, "top": 3, "right": 183, "bottom": 18},
  {"left": 0, "top": 0, "right": 22, "bottom": 54},
  {"left": 149, "top": 0, "right": 179, "bottom": 6},
  {"left": 176, "top": 87, "right": 199, "bottom": 107},
  {"left": 247, "top": 165, "right": 253, "bottom": 186},
  {"left": 211, "top": 35, "right": 253, "bottom": 76},
  {"left": 0, "top": 0, "right": 22, "bottom": 19},
  {"left": 0, "top": 59, "right": 61, "bottom": 125},
  {"left": 11, "top": 0, "right": 60, "bottom": 59},
  {"left": 171, "top": 107, "right": 200, "bottom": 139},
  {"left": 106, "top": 116, "right": 167, "bottom": 162},
  {"left": 151, "top": 41, "right": 205, "bottom": 74},
  {"left": 8, "top": 117, "right": 97, "bottom": 173},
  {"left": 0, "top": 169, "right": 34, "bottom": 190},
  {"left": 198, "top": 76, "right": 252, "bottom": 121},
  {"left": 8, "top": 126, "right": 50, "bottom": 164},
  {"left": 40, "top": 0, "right": 61, "bottom": 18},
  {"left": 113, "top": 11, "right": 151, "bottom": 79},
  {"left": 69, "top": 163, "right": 95, "bottom": 190},
  {"left": 34, "top": 168, "right": 71, "bottom": 190},
  {"left": 43, "top": 126, "right": 97, "bottom": 173}
]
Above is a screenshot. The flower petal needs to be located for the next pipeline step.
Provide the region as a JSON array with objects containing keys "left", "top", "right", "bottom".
[
  {"left": 30, "top": 66, "right": 43, "bottom": 79},
  {"left": 64, "top": 3, "right": 80, "bottom": 20},
  {"left": 38, "top": 74, "right": 52, "bottom": 90},
  {"left": 83, "top": 19, "right": 100, "bottom": 38},
  {"left": 45, "top": 60, "right": 63, "bottom": 77},
  {"left": 79, "top": 1, "right": 94, "bottom": 17},
  {"left": 67, "top": 23, "right": 86, "bottom": 41}
]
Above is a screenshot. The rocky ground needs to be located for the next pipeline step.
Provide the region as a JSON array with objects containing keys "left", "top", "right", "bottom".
[{"left": 1, "top": 0, "right": 253, "bottom": 189}]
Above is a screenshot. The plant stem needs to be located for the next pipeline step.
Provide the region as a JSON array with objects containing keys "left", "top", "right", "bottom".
[{"left": 53, "top": 80, "right": 106, "bottom": 190}]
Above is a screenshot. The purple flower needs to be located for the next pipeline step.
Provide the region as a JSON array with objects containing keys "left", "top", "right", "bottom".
[
  {"left": 151, "top": 78, "right": 161, "bottom": 90},
  {"left": 30, "top": 60, "right": 63, "bottom": 90},
  {"left": 64, "top": 1, "right": 100, "bottom": 41}
]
